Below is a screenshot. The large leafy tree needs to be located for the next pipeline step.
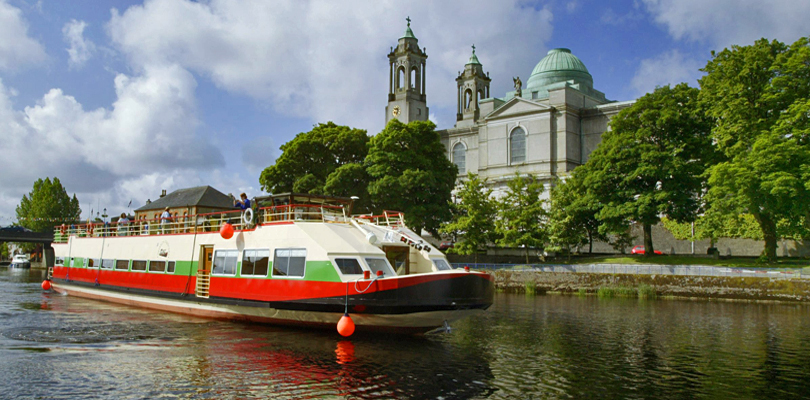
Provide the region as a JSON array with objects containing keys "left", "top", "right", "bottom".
[
  {"left": 495, "top": 173, "right": 547, "bottom": 264},
  {"left": 439, "top": 174, "right": 496, "bottom": 263},
  {"left": 699, "top": 37, "right": 810, "bottom": 261},
  {"left": 259, "top": 122, "right": 372, "bottom": 211},
  {"left": 583, "top": 83, "right": 714, "bottom": 256},
  {"left": 366, "top": 119, "right": 457, "bottom": 235},
  {"left": 16, "top": 177, "right": 81, "bottom": 233},
  {"left": 547, "top": 171, "right": 606, "bottom": 255}
]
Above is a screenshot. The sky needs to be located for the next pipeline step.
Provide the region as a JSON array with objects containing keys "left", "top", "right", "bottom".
[{"left": 0, "top": 0, "right": 808, "bottom": 224}]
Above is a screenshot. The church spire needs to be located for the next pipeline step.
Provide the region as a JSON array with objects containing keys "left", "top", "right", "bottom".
[{"left": 401, "top": 16, "right": 416, "bottom": 39}]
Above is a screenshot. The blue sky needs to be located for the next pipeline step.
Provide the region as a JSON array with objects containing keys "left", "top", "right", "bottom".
[{"left": 0, "top": 0, "right": 808, "bottom": 224}]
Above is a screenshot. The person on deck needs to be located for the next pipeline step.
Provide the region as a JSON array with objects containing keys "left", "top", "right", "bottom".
[
  {"left": 233, "top": 192, "right": 251, "bottom": 210},
  {"left": 118, "top": 213, "right": 130, "bottom": 236},
  {"left": 160, "top": 207, "right": 171, "bottom": 234}
]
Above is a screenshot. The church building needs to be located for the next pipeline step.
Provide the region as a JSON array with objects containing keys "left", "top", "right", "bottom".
[{"left": 385, "top": 19, "right": 634, "bottom": 195}]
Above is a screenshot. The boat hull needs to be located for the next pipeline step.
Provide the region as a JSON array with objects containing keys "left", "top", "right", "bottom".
[{"left": 50, "top": 271, "right": 494, "bottom": 333}]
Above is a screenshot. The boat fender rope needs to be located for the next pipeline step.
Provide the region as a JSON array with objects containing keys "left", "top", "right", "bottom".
[
  {"left": 354, "top": 273, "right": 381, "bottom": 294},
  {"left": 242, "top": 208, "right": 253, "bottom": 226}
]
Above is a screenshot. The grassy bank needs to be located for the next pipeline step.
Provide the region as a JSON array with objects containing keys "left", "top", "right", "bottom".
[{"left": 550, "top": 255, "right": 810, "bottom": 269}]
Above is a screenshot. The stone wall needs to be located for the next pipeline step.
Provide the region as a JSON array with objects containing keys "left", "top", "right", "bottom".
[{"left": 494, "top": 270, "right": 810, "bottom": 302}]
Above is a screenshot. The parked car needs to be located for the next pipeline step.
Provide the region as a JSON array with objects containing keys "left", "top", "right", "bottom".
[
  {"left": 631, "top": 245, "right": 663, "bottom": 255},
  {"left": 439, "top": 240, "right": 455, "bottom": 250}
]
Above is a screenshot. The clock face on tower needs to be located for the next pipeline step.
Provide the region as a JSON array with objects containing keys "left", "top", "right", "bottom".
[{"left": 392, "top": 106, "right": 401, "bottom": 117}]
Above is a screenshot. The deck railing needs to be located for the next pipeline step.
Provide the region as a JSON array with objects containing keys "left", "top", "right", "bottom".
[
  {"left": 355, "top": 211, "right": 405, "bottom": 227},
  {"left": 52, "top": 204, "right": 388, "bottom": 243}
]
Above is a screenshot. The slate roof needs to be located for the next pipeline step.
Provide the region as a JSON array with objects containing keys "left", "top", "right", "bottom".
[{"left": 135, "top": 186, "right": 234, "bottom": 212}]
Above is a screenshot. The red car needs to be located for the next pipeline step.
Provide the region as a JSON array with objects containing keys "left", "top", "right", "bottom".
[
  {"left": 438, "top": 241, "right": 454, "bottom": 250},
  {"left": 631, "top": 245, "right": 662, "bottom": 255}
]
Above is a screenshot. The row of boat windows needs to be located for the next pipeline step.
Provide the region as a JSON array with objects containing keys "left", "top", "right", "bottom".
[
  {"left": 210, "top": 249, "right": 396, "bottom": 278},
  {"left": 56, "top": 257, "right": 176, "bottom": 273}
]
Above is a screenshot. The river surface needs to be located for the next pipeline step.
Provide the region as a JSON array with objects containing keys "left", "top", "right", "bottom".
[{"left": 1, "top": 268, "right": 809, "bottom": 399}]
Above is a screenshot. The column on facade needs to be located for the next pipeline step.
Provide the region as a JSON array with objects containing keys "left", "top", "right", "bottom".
[
  {"left": 422, "top": 61, "right": 426, "bottom": 95},
  {"left": 389, "top": 62, "right": 393, "bottom": 94}
]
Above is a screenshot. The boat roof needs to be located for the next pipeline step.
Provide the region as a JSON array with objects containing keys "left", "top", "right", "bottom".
[
  {"left": 135, "top": 186, "right": 234, "bottom": 212},
  {"left": 257, "top": 193, "right": 355, "bottom": 214}
]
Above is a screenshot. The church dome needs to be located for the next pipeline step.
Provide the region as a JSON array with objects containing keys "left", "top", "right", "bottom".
[{"left": 526, "top": 48, "right": 593, "bottom": 92}]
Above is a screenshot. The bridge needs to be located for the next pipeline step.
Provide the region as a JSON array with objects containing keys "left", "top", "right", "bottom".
[{"left": 1, "top": 231, "right": 55, "bottom": 269}]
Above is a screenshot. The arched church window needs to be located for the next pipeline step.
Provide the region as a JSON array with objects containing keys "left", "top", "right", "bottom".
[
  {"left": 397, "top": 67, "right": 406, "bottom": 89},
  {"left": 465, "top": 89, "right": 473, "bottom": 110},
  {"left": 410, "top": 67, "right": 418, "bottom": 91},
  {"left": 510, "top": 127, "right": 526, "bottom": 164},
  {"left": 452, "top": 142, "right": 466, "bottom": 174},
  {"left": 478, "top": 90, "right": 484, "bottom": 101}
]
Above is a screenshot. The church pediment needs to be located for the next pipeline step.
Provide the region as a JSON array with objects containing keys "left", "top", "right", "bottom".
[{"left": 483, "top": 97, "right": 553, "bottom": 121}]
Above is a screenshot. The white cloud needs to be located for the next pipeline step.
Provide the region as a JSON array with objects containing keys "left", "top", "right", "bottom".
[
  {"left": 642, "top": 0, "right": 810, "bottom": 48},
  {"left": 630, "top": 49, "right": 702, "bottom": 96},
  {"left": 0, "top": 0, "right": 46, "bottom": 71},
  {"left": 107, "top": 0, "right": 554, "bottom": 134},
  {"left": 241, "top": 135, "right": 277, "bottom": 177},
  {"left": 63, "top": 19, "right": 95, "bottom": 69}
]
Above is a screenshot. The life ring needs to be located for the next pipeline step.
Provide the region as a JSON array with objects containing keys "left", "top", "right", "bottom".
[
  {"left": 60, "top": 224, "right": 67, "bottom": 235},
  {"left": 87, "top": 223, "right": 94, "bottom": 236},
  {"left": 242, "top": 208, "right": 254, "bottom": 225}
]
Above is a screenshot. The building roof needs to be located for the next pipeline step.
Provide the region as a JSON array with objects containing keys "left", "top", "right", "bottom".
[
  {"left": 527, "top": 48, "right": 593, "bottom": 93},
  {"left": 134, "top": 186, "right": 234, "bottom": 212}
]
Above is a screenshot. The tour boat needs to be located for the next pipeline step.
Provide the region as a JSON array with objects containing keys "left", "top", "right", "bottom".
[{"left": 48, "top": 193, "right": 494, "bottom": 334}]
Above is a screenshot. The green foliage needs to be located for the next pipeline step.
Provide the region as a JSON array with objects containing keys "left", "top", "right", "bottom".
[
  {"left": 547, "top": 173, "right": 605, "bottom": 254},
  {"left": 495, "top": 173, "right": 547, "bottom": 264},
  {"left": 662, "top": 214, "right": 808, "bottom": 242},
  {"left": 439, "top": 174, "right": 496, "bottom": 261},
  {"left": 524, "top": 281, "right": 537, "bottom": 296},
  {"left": 16, "top": 177, "right": 81, "bottom": 233},
  {"left": 259, "top": 122, "right": 371, "bottom": 210},
  {"left": 699, "top": 37, "right": 810, "bottom": 261},
  {"left": 366, "top": 119, "right": 457, "bottom": 235},
  {"left": 0, "top": 243, "right": 9, "bottom": 260},
  {"left": 583, "top": 83, "right": 714, "bottom": 255},
  {"left": 637, "top": 284, "right": 657, "bottom": 299},
  {"left": 597, "top": 286, "right": 637, "bottom": 299}
]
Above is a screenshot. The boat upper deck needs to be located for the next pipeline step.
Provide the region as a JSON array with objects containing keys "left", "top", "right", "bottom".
[{"left": 53, "top": 205, "right": 405, "bottom": 243}]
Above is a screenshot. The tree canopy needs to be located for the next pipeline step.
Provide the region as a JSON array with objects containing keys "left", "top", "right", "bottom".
[
  {"left": 366, "top": 119, "right": 457, "bottom": 235},
  {"left": 699, "top": 37, "right": 810, "bottom": 261},
  {"left": 547, "top": 171, "right": 605, "bottom": 255},
  {"left": 581, "top": 83, "right": 713, "bottom": 256},
  {"left": 495, "top": 173, "right": 547, "bottom": 264},
  {"left": 439, "top": 174, "right": 496, "bottom": 262},
  {"left": 259, "top": 122, "right": 372, "bottom": 211},
  {"left": 16, "top": 177, "right": 81, "bottom": 233}
]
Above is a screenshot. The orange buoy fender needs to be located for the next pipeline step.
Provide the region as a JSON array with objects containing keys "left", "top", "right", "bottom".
[
  {"left": 220, "top": 223, "right": 234, "bottom": 239},
  {"left": 337, "top": 313, "right": 355, "bottom": 337},
  {"left": 41, "top": 280, "right": 51, "bottom": 291}
]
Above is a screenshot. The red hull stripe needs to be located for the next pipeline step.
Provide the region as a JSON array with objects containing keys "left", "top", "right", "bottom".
[{"left": 51, "top": 266, "right": 493, "bottom": 302}]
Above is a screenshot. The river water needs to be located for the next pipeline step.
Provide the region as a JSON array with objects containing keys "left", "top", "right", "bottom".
[{"left": 1, "top": 268, "right": 809, "bottom": 399}]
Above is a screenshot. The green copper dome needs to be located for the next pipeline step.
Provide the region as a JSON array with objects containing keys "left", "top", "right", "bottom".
[
  {"left": 400, "top": 16, "right": 416, "bottom": 39},
  {"left": 467, "top": 45, "right": 481, "bottom": 65},
  {"left": 526, "top": 48, "right": 593, "bottom": 92}
]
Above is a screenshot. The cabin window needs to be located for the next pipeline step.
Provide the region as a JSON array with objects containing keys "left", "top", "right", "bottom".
[
  {"left": 213, "top": 250, "right": 238, "bottom": 276},
  {"left": 365, "top": 257, "right": 396, "bottom": 277},
  {"left": 101, "top": 259, "right": 114, "bottom": 269},
  {"left": 149, "top": 260, "right": 166, "bottom": 273},
  {"left": 334, "top": 258, "right": 363, "bottom": 275},
  {"left": 242, "top": 250, "right": 269, "bottom": 277},
  {"left": 432, "top": 259, "right": 452, "bottom": 271},
  {"left": 89, "top": 258, "right": 99, "bottom": 269},
  {"left": 273, "top": 249, "right": 306, "bottom": 278},
  {"left": 132, "top": 260, "right": 147, "bottom": 272},
  {"left": 167, "top": 261, "right": 176, "bottom": 274},
  {"left": 82, "top": 258, "right": 88, "bottom": 268},
  {"left": 55, "top": 257, "right": 64, "bottom": 266},
  {"left": 115, "top": 260, "right": 129, "bottom": 270}
]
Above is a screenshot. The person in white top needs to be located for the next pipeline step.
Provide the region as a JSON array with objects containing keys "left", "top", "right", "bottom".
[
  {"left": 118, "top": 213, "right": 130, "bottom": 236},
  {"left": 160, "top": 207, "right": 171, "bottom": 234}
]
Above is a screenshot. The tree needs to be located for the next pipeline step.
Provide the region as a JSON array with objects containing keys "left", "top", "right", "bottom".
[
  {"left": 439, "top": 174, "right": 496, "bottom": 263},
  {"left": 366, "top": 119, "right": 457, "bottom": 235},
  {"left": 259, "top": 122, "right": 372, "bottom": 211},
  {"left": 583, "top": 84, "right": 713, "bottom": 256},
  {"left": 16, "top": 177, "right": 81, "bottom": 233},
  {"left": 547, "top": 171, "right": 606, "bottom": 255},
  {"left": 495, "top": 173, "right": 547, "bottom": 264},
  {"left": 699, "top": 37, "right": 810, "bottom": 261}
]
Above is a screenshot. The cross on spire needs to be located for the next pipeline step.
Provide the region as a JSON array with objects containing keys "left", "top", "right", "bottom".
[
  {"left": 406, "top": 16, "right": 411, "bottom": 26},
  {"left": 472, "top": 44, "right": 476, "bottom": 54}
]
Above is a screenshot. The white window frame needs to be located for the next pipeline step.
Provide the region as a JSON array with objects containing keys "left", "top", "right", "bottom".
[
  {"left": 241, "top": 248, "right": 270, "bottom": 277},
  {"left": 272, "top": 248, "right": 307, "bottom": 279},
  {"left": 430, "top": 258, "right": 453, "bottom": 271},
  {"left": 101, "top": 259, "right": 114, "bottom": 270},
  {"left": 114, "top": 259, "right": 129, "bottom": 271},
  {"left": 452, "top": 141, "right": 467, "bottom": 174},
  {"left": 364, "top": 257, "right": 397, "bottom": 277},
  {"left": 148, "top": 260, "right": 168, "bottom": 273},
  {"left": 331, "top": 256, "right": 365, "bottom": 279},
  {"left": 212, "top": 250, "right": 239, "bottom": 277},
  {"left": 131, "top": 259, "right": 148, "bottom": 273}
]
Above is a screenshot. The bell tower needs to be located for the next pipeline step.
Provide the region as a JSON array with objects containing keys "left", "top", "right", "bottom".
[
  {"left": 386, "top": 17, "right": 429, "bottom": 125},
  {"left": 456, "top": 45, "right": 491, "bottom": 128}
]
